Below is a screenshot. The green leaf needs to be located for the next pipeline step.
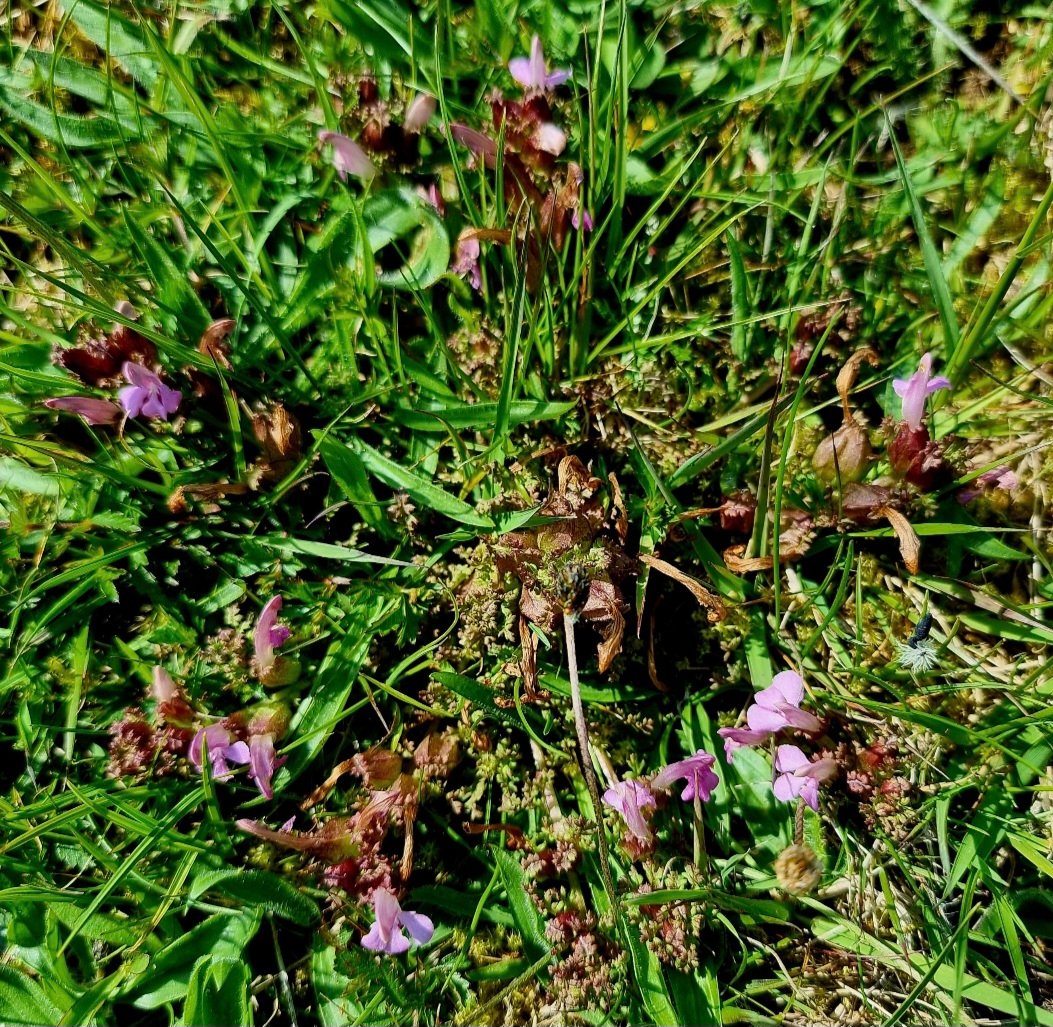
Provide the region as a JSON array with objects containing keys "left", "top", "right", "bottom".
[
  {"left": 390, "top": 399, "right": 575, "bottom": 431},
  {"left": 123, "top": 911, "right": 261, "bottom": 1009},
  {"left": 624, "top": 923, "right": 679, "bottom": 1026},
  {"left": 0, "top": 85, "right": 123, "bottom": 148},
  {"left": 347, "top": 437, "right": 494, "bottom": 530},
  {"left": 0, "top": 966, "right": 65, "bottom": 1026},
  {"left": 182, "top": 956, "right": 251, "bottom": 1027},
  {"left": 274, "top": 593, "right": 392, "bottom": 789},
  {"left": 493, "top": 850, "right": 550, "bottom": 965},
  {"left": 432, "top": 671, "right": 522, "bottom": 730},
  {"left": 362, "top": 188, "right": 450, "bottom": 290},
  {"left": 0, "top": 458, "right": 64, "bottom": 497},
  {"left": 189, "top": 869, "right": 319, "bottom": 925},
  {"left": 887, "top": 113, "right": 960, "bottom": 358},
  {"left": 726, "top": 229, "right": 750, "bottom": 361}
]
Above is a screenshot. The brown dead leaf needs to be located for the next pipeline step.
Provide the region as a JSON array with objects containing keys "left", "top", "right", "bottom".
[
  {"left": 835, "top": 347, "right": 879, "bottom": 422},
  {"left": 878, "top": 505, "right": 920, "bottom": 574},
  {"left": 640, "top": 554, "right": 725, "bottom": 623}
]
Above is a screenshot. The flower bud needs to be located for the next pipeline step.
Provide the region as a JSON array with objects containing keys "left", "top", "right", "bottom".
[
  {"left": 774, "top": 843, "right": 822, "bottom": 895},
  {"left": 813, "top": 422, "right": 871, "bottom": 483}
]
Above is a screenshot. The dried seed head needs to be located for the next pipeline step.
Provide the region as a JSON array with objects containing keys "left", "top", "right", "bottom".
[{"left": 774, "top": 843, "right": 822, "bottom": 895}]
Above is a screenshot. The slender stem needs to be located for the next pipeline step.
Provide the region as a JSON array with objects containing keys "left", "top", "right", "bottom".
[
  {"left": 563, "top": 611, "right": 618, "bottom": 916},
  {"left": 692, "top": 792, "right": 706, "bottom": 869},
  {"left": 794, "top": 798, "right": 806, "bottom": 846}
]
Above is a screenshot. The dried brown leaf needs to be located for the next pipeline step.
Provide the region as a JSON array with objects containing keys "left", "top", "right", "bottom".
[{"left": 640, "top": 554, "right": 725, "bottom": 623}]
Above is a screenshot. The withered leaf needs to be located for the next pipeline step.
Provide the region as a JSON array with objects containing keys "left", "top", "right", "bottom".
[{"left": 639, "top": 554, "right": 725, "bottom": 623}]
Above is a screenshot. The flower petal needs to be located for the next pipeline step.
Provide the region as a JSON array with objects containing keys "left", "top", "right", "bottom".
[
  {"left": 774, "top": 744, "right": 811, "bottom": 774},
  {"left": 398, "top": 910, "right": 435, "bottom": 944},
  {"left": 767, "top": 670, "right": 805, "bottom": 707}
]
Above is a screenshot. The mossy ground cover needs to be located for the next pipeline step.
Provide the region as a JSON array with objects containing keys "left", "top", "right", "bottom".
[{"left": 2, "top": 1, "right": 1053, "bottom": 1024}]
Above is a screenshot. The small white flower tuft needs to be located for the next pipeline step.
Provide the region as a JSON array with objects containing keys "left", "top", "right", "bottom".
[{"left": 894, "top": 637, "right": 940, "bottom": 674}]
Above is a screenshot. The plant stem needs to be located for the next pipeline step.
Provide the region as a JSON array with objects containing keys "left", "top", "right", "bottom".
[
  {"left": 794, "top": 798, "right": 806, "bottom": 846},
  {"left": 563, "top": 611, "right": 619, "bottom": 916}
]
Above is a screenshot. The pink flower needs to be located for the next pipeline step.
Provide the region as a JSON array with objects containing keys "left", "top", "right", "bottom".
[
  {"left": 572, "top": 207, "right": 593, "bottom": 232},
  {"left": 958, "top": 466, "right": 1018, "bottom": 503},
  {"left": 716, "top": 726, "right": 772, "bottom": 761},
  {"left": 651, "top": 749, "right": 719, "bottom": 802},
  {"left": 252, "top": 596, "right": 299, "bottom": 685},
  {"left": 718, "top": 670, "right": 821, "bottom": 760},
  {"left": 403, "top": 93, "right": 435, "bottom": 133},
  {"left": 189, "top": 724, "right": 250, "bottom": 781},
  {"left": 772, "top": 745, "right": 837, "bottom": 812},
  {"left": 361, "top": 888, "right": 434, "bottom": 955},
  {"left": 601, "top": 779, "right": 657, "bottom": 843},
  {"left": 43, "top": 396, "right": 122, "bottom": 425},
  {"left": 247, "top": 733, "right": 283, "bottom": 799},
  {"left": 508, "top": 35, "right": 570, "bottom": 92},
  {"left": 118, "top": 362, "right": 181, "bottom": 420},
  {"left": 451, "top": 235, "right": 482, "bottom": 291},
  {"left": 317, "top": 130, "right": 376, "bottom": 181},
  {"left": 892, "top": 352, "right": 951, "bottom": 430},
  {"left": 418, "top": 182, "right": 444, "bottom": 215}
]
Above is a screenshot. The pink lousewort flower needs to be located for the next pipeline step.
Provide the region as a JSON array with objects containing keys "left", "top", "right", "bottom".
[
  {"left": 189, "top": 724, "right": 250, "bottom": 781},
  {"left": 451, "top": 235, "right": 482, "bottom": 291},
  {"left": 118, "top": 362, "right": 181, "bottom": 420},
  {"left": 361, "top": 888, "right": 434, "bottom": 955},
  {"left": 892, "top": 352, "right": 951, "bottom": 430},
  {"left": 43, "top": 396, "right": 122, "bottom": 425},
  {"left": 508, "top": 35, "right": 571, "bottom": 92},
  {"left": 958, "top": 466, "right": 1018, "bottom": 503},
  {"left": 601, "top": 779, "right": 657, "bottom": 843},
  {"left": 718, "top": 670, "right": 821, "bottom": 760},
  {"left": 253, "top": 596, "right": 299, "bottom": 686},
  {"left": 317, "top": 130, "right": 377, "bottom": 181},
  {"left": 651, "top": 749, "right": 719, "bottom": 802},
  {"left": 403, "top": 93, "right": 436, "bottom": 133},
  {"left": 772, "top": 745, "right": 837, "bottom": 812}
]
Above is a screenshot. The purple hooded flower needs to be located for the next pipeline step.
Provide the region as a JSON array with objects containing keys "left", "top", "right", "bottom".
[
  {"left": 718, "top": 670, "right": 821, "bottom": 760},
  {"left": 361, "top": 888, "right": 434, "bottom": 955},
  {"left": 403, "top": 93, "right": 436, "bottom": 133},
  {"left": 892, "top": 352, "right": 951, "bottom": 430},
  {"left": 317, "top": 130, "right": 377, "bottom": 181},
  {"left": 118, "top": 362, "right": 181, "bottom": 420},
  {"left": 508, "top": 35, "right": 571, "bottom": 92},
  {"left": 772, "top": 745, "right": 838, "bottom": 812},
  {"left": 43, "top": 396, "right": 122, "bottom": 425},
  {"left": 651, "top": 749, "right": 719, "bottom": 802},
  {"left": 958, "top": 466, "right": 1018, "bottom": 503},
  {"left": 602, "top": 779, "right": 657, "bottom": 843},
  {"left": 451, "top": 236, "right": 482, "bottom": 291},
  {"left": 189, "top": 724, "right": 250, "bottom": 781}
]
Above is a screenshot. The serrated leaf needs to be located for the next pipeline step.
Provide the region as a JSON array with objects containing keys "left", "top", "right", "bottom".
[{"left": 189, "top": 869, "right": 319, "bottom": 925}]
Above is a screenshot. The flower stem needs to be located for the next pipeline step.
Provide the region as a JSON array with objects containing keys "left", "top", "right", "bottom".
[
  {"left": 794, "top": 798, "right": 806, "bottom": 846},
  {"left": 563, "top": 611, "right": 618, "bottom": 916}
]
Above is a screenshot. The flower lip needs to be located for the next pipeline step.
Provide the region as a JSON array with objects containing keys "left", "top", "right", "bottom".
[
  {"left": 892, "top": 351, "right": 951, "bottom": 430},
  {"left": 651, "top": 749, "right": 719, "bottom": 802},
  {"left": 118, "top": 361, "right": 181, "bottom": 420},
  {"left": 508, "top": 35, "right": 571, "bottom": 92},
  {"left": 361, "top": 888, "right": 434, "bottom": 955},
  {"left": 601, "top": 779, "right": 657, "bottom": 843}
]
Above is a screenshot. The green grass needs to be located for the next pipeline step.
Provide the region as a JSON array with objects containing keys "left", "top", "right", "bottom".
[{"left": 2, "top": 0, "right": 1053, "bottom": 1024}]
